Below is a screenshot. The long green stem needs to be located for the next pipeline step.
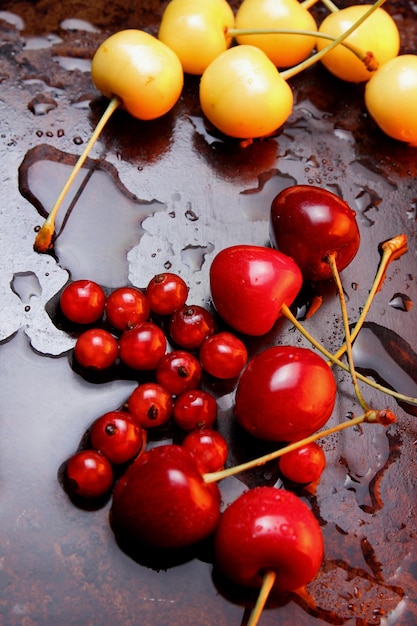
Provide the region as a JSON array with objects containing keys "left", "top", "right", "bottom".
[
  {"left": 34, "top": 96, "right": 121, "bottom": 253},
  {"left": 281, "top": 0, "right": 386, "bottom": 81},
  {"left": 227, "top": 28, "right": 366, "bottom": 62},
  {"left": 332, "top": 235, "right": 408, "bottom": 363},
  {"left": 327, "top": 253, "right": 370, "bottom": 411},
  {"left": 280, "top": 303, "right": 417, "bottom": 407},
  {"left": 320, "top": 0, "right": 340, "bottom": 12},
  {"left": 247, "top": 571, "right": 277, "bottom": 626},
  {"left": 204, "top": 409, "right": 394, "bottom": 484}
]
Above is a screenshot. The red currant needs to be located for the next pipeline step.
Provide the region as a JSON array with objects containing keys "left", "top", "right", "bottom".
[
  {"left": 156, "top": 350, "right": 202, "bottom": 395},
  {"left": 119, "top": 322, "right": 166, "bottom": 370},
  {"left": 145, "top": 272, "right": 189, "bottom": 316},
  {"left": 105, "top": 286, "right": 150, "bottom": 331},
  {"left": 279, "top": 442, "right": 326, "bottom": 485},
  {"left": 90, "top": 411, "right": 144, "bottom": 465},
  {"left": 65, "top": 450, "right": 114, "bottom": 499},
  {"left": 169, "top": 304, "right": 215, "bottom": 350},
  {"left": 199, "top": 331, "right": 248, "bottom": 379},
  {"left": 182, "top": 428, "right": 228, "bottom": 473},
  {"left": 127, "top": 382, "right": 173, "bottom": 428},
  {"left": 74, "top": 328, "right": 119, "bottom": 370},
  {"left": 173, "top": 389, "right": 217, "bottom": 431},
  {"left": 60, "top": 280, "right": 106, "bottom": 324}
]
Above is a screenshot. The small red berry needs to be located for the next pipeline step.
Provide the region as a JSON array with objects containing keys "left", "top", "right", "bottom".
[
  {"left": 146, "top": 272, "right": 189, "bottom": 316},
  {"left": 119, "top": 322, "right": 166, "bottom": 370},
  {"left": 60, "top": 280, "right": 106, "bottom": 324},
  {"left": 74, "top": 328, "right": 118, "bottom": 370},
  {"left": 279, "top": 442, "right": 326, "bottom": 485},
  {"left": 173, "top": 389, "right": 217, "bottom": 431},
  {"left": 169, "top": 304, "right": 215, "bottom": 350},
  {"left": 90, "top": 411, "right": 144, "bottom": 465},
  {"left": 199, "top": 331, "right": 248, "bottom": 379},
  {"left": 156, "top": 350, "right": 202, "bottom": 395},
  {"left": 65, "top": 450, "right": 114, "bottom": 499},
  {"left": 182, "top": 429, "right": 228, "bottom": 473},
  {"left": 105, "top": 286, "right": 150, "bottom": 331},
  {"left": 127, "top": 382, "right": 173, "bottom": 428}
]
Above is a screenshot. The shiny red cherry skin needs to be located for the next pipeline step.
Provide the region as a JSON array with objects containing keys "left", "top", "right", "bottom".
[
  {"left": 169, "top": 304, "right": 215, "bottom": 350},
  {"left": 127, "top": 382, "right": 173, "bottom": 428},
  {"left": 234, "top": 346, "right": 337, "bottom": 442},
  {"left": 145, "top": 272, "right": 189, "bottom": 316},
  {"left": 182, "top": 428, "right": 228, "bottom": 473},
  {"left": 89, "top": 411, "right": 144, "bottom": 465},
  {"left": 199, "top": 331, "right": 248, "bottom": 379},
  {"left": 214, "top": 486, "right": 324, "bottom": 591},
  {"left": 119, "top": 322, "right": 166, "bottom": 370},
  {"left": 209, "top": 245, "right": 303, "bottom": 336},
  {"left": 65, "top": 450, "right": 114, "bottom": 499},
  {"left": 156, "top": 350, "right": 202, "bottom": 395},
  {"left": 270, "top": 185, "right": 360, "bottom": 281},
  {"left": 279, "top": 442, "right": 326, "bottom": 485},
  {"left": 105, "top": 286, "right": 150, "bottom": 331},
  {"left": 60, "top": 279, "right": 106, "bottom": 324},
  {"left": 173, "top": 389, "right": 217, "bottom": 431},
  {"left": 110, "top": 444, "right": 221, "bottom": 549},
  {"left": 74, "top": 328, "right": 119, "bottom": 370}
]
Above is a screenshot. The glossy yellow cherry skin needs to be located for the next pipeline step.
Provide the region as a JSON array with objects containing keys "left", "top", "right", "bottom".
[
  {"left": 316, "top": 6, "right": 400, "bottom": 83},
  {"left": 91, "top": 30, "right": 184, "bottom": 120},
  {"left": 365, "top": 55, "right": 417, "bottom": 144},
  {"left": 235, "top": 0, "right": 317, "bottom": 68},
  {"left": 199, "top": 45, "right": 293, "bottom": 139},
  {"left": 158, "top": 0, "right": 235, "bottom": 75}
]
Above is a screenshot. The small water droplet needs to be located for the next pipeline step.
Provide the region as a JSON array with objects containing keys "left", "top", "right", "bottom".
[
  {"left": 73, "top": 136, "right": 83, "bottom": 145},
  {"left": 184, "top": 204, "right": 198, "bottom": 221},
  {"left": 389, "top": 293, "right": 413, "bottom": 312},
  {"left": 180, "top": 244, "right": 214, "bottom": 272},
  {"left": 10, "top": 272, "right": 42, "bottom": 303}
]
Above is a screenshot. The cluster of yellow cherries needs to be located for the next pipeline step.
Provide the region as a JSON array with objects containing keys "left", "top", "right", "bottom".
[{"left": 34, "top": 0, "right": 416, "bottom": 253}]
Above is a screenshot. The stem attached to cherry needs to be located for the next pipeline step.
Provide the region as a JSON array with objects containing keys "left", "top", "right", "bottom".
[
  {"left": 33, "top": 96, "right": 121, "bottom": 253},
  {"left": 281, "top": 0, "right": 387, "bottom": 81},
  {"left": 203, "top": 408, "right": 395, "bottom": 484},
  {"left": 247, "top": 570, "right": 277, "bottom": 626}
]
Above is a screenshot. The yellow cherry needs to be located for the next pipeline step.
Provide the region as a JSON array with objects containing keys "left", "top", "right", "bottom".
[
  {"left": 316, "top": 5, "right": 400, "bottom": 83},
  {"left": 365, "top": 54, "right": 417, "bottom": 144},
  {"left": 91, "top": 29, "right": 184, "bottom": 120},
  {"left": 199, "top": 45, "right": 294, "bottom": 139},
  {"left": 158, "top": 0, "right": 235, "bottom": 75},
  {"left": 235, "top": 0, "right": 317, "bottom": 68}
]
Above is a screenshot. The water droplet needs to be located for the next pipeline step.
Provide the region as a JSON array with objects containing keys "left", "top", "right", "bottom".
[
  {"left": 239, "top": 170, "right": 296, "bottom": 221},
  {"left": 73, "top": 136, "right": 83, "bottom": 145},
  {"left": 10, "top": 272, "right": 42, "bottom": 303},
  {"left": 184, "top": 204, "right": 198, "bottom": 221},
  {"left": 52, "top": 56, "right": 91, "bottom": 73},
  {"left": 389, "top": 293, "right": 413, "bottom": 312},
  {"left": 180, "top": 243, "right": 214, "bottom": 272},
  {"left": 60, "top": 18, "right": 100, "bottom": 33}
]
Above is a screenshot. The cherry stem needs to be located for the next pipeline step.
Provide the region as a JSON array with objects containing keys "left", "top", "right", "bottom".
[
  {"left": 301, "top": 0, "right": 321, "bottom": 9},
  {"left": 280, "top": 0, "right": 386, "bottom": 81},
  {"left": 326, "top": 253, "right": 370, "bottom": 412},
  {"left": 203, "top": 409, "right": 395, "bottom": 484},
  {"left": 320, "top": 0, "right": 340, "bottom": 12},
  {"left": 247, "top": 570, "right": 277, "bottom": 626},
  {"left": 33, "top": 95, "right": 121, "bottom": 253},
  {"left": 332, "top": 234, "right": 408, "bottom": 362},
  {"left": 280, "top": 303, "right": 417, "bottom": 407},
  {"left": 227, "top": 28, "right": 366, "bottom": 63}
]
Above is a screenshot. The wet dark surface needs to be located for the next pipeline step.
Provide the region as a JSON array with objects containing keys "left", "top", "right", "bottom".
[{"left": 0, "top": 1, "right": 417, "bottom": 625}]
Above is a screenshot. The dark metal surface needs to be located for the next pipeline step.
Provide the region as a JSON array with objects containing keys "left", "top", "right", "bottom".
[{"left": 0, "top": 1, "right": 416, "bottom": 624}]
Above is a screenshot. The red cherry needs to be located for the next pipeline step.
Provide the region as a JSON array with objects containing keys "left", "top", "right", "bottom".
[
  {"left": 209, "top": 245, "right": 303, "bottom": 336},
  {"left": 65, "top": 450, "right": 114, "bottom": 499},
  {"left": 270, "top": 185, "right": 360, "bottom": 281},
  {"left": 119, "top": 322, "right": 166, "bottom": 370},
  {"left": 214, "top": 486, "right": 323, "bottom": 591},
  {"left": 74, "top": 328, "right": 119, "bottom": 370},
  {"left": 234, "top": 346, "right": 337, "bottom": 442},
  {"left": 155, "top": 350, "right": 202, "bottom": 395},
  {"left": 169, "top": 304, "right": 215, "bottom": 350},
  {"left": 173, "top": 389, "right": 217, "bottom": 431},
  {"left": 182, "top": 428, "right": 228, "bottom": 473},
  {"left": 110, "top": 444, "right": 221, "bottom": 549},
  {"left": 145, "top": 272, "right": 189, "bottom": 316},
  {"left": 105, "top": 286, "right": 150, "bottom": 331},
  {"left": 199, "top": 331, "right": 248, "bottom": 379},
  {"left": 127, "top": 382, "right": 173, "bottom": 428},
  {"left": 89, "top": 411, "right": 144, "bottom": 465},
  {"left": 60, "top": 279, "right": 106, "bottom": 324},
  {"left": 279, "top": 442, "right": 326, "bottom": 485}
]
